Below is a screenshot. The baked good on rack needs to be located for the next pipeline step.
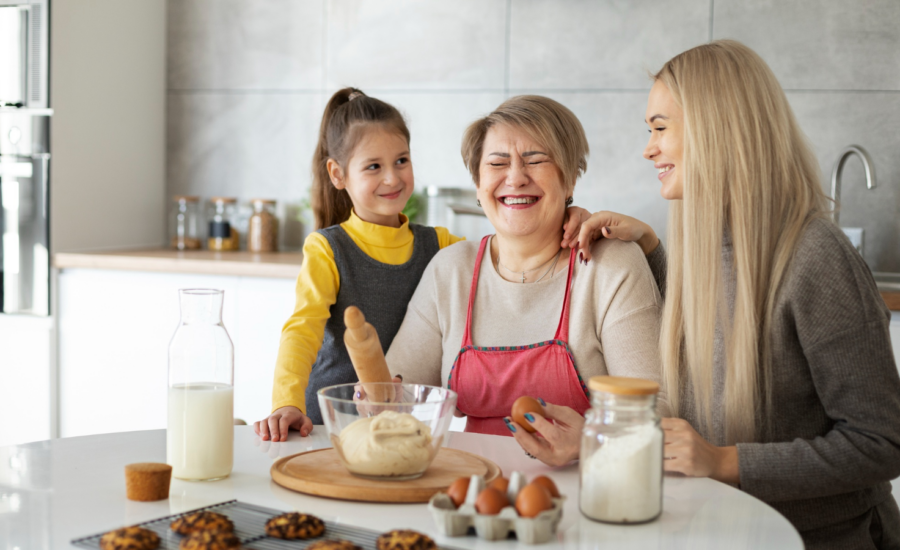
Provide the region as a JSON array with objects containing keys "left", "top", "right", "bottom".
[
  {"left": 375, "top": 530, "right": 436, "bottom": 550},
  {"left": 178, "top": 530, "right": 241, "bottom": 550},
  {"left": 124, "top": 463, "right": 172, "bottom": 501},
  {"left": 170, "top": 511, "right": 234, "bottom": 535},
  {"left": 306, "top": 540, "right": 363, "bottom": 550},
  {"left": 99, "top": 526, "right": 161, "bottom": 550},
  {"left": 264, "top": 512, "right": 325, "bottom": 539}
]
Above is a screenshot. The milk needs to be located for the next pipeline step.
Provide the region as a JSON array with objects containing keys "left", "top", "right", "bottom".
[{"left": 167, "top": 382, "right": 234, "bottom": 480}]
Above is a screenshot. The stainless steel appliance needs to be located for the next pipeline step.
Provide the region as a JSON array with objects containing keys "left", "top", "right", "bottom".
[{"left": 0, "top": 0, "right": 50, "bottom": 315}]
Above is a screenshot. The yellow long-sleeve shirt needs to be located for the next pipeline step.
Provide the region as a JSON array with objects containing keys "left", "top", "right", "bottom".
[{"left": 272, "top": 211, "right": 463, "bottom": 414}]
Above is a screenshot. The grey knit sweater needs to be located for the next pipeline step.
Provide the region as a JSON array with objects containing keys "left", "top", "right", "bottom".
[{"left": 646, "top": 218, "right": 900, "bottom": 549}]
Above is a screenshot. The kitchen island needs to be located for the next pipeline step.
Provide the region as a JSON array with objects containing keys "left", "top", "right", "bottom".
[{"left": 0, "top": 426, "right": 802, "bottom": 549}]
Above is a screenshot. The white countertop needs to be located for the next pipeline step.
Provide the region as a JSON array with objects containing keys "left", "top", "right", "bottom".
[{"left": 0, "top": 426, "right": 802, "bottom": 549}]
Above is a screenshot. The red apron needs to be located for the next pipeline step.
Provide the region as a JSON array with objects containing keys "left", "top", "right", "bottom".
[{"left": 449, "top": 235, "right": 592, "bottom": 436}]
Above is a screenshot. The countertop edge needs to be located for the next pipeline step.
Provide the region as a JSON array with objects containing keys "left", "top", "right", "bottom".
[{"left": 53, "top": 251, "right": 302, "bottom": 279}]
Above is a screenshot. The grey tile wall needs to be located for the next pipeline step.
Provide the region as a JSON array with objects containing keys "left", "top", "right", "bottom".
[{"left": 167, "top": 0, "right": 900, "bottom": 271}]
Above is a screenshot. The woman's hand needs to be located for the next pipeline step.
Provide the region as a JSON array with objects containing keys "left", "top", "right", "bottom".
[
  {"left": 561, "top": 206, "right": 592, "bottom": 249},
  {"left": 575, "top": 210, "right": 659, "bottom": 262},
  {"left": 353, "top": 376, "right": 404, "bottom": 416},
  {"left": 505, "top": 402, "right": 584, "bottom": 467},
  {"left": 662, "top": 418, "right": 739, "bottom": 484},
  {"left": 254, "top": 406, "right": 313, "bottom": 441}
]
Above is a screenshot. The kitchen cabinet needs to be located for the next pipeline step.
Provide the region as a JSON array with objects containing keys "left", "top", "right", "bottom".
[
  {"left": 57, "top": 267, "right": 295, "bottom": 438},
  {"left": 0, "top": 315, "right": 54, "bottom": 446}
]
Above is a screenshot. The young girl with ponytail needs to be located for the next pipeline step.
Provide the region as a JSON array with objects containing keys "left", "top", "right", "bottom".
[{"left": 254, "top": 88, "right": 589, "bottom": 441}]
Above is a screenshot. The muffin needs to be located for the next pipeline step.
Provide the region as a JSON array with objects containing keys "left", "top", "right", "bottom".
[
  {"left": 178, "top": 530, "right": 241, "bottom": 550},
  {"left": 124, "top": 463, "right": 172, "bottom": 501},
  {"left": 170, "top": 511, "right": 234, "bottom": 535},
  {"left": 99, "top": 526, "right": 161, "bottom": 550},
  {"left": 264, "top": 512, "right": 325, "bottom": 539},
  {"left": 376, "top": 530, "right": 437, "bottom": 550}
]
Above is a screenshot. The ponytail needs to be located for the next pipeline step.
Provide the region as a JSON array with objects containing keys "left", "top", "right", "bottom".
[{"left": 311, "top": 87, "right": 410, "bottom": 229}]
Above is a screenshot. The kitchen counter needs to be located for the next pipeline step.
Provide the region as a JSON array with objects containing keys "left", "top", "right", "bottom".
[
  {"left": 53, "top": 248, "right": 303, "bottom": 279},
  {"left": 0, "top": 426, "right": 803, "bottom": 549}
]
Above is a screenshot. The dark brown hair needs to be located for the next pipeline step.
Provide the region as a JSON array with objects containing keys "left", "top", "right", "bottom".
[{"left": 311, "top": 88, "right": 411, "bottom": 229}]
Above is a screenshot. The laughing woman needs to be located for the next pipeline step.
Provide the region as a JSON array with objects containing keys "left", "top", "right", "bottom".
[
  {"left": 385, "top": 95, "right": 666, "bottom": 461},
  {"left": 575, "top": 40, "right": 900, "bottom": 549}
]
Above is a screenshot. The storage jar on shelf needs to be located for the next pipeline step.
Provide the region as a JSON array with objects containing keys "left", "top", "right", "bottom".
[
  {"left": 169, "top": 196, "right": 202, "bottom": 250},
  {"left": 208, "top": 197, "right": 239, "bottom": 251},
  {"left": 579, "top": 375, "right": 663, "bottom": 524},
  {"left": 247, "top": 198, "right": 278, "bottom": 252}
]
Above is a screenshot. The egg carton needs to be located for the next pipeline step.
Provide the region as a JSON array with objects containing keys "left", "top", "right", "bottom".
[{"left": 427, "top": 471, "right": 564, "bottom": 545}]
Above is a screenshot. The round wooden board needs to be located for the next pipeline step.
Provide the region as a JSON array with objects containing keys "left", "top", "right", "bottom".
[{"left": 271, "top": 447, "right": 501, "bottom": 503}]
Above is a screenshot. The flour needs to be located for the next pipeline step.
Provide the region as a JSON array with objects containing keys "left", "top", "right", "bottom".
[{"left": 580, "top": 423, "right": 663, "bottom": 523}]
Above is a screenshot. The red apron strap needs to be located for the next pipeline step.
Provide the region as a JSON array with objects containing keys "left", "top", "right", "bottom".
[
  {"left": 553, "top": 247, "right": 578, "bottom": 342},
  {"left": 461, "top": 236, "right": 491, "bottom": 347}
]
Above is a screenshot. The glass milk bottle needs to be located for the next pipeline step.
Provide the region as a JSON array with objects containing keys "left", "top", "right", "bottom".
[
  {"left": 580, "top": 376, "right": 663, "bottom": 523},
  {"left": 167, "top": 289, "right": 234, "bottom": 481}
]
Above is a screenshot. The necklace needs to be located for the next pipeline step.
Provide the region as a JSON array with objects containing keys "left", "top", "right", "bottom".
[{"left": 497, "top": 247, "right": 564, "bottom": 283}]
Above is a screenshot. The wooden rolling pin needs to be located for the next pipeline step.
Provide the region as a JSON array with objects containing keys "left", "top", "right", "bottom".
[{"left": 343, "top": 306, "right": 395, "bottom": 403}]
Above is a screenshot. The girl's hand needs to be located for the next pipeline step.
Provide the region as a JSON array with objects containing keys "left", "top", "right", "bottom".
[
  {"left": 575, "top": 211, "right": 659, "bottom": 262},
  {"left": 254, "top": 406, "right": 313, "bottom": 441},
  {"left": 561, "top": 206, "right": 591, "bottom": 250},
  {"left": 505, "top": 402, "right": 584, "bottom": 467},
  {"left": 662, "top": 418, "right": 739, "bottom": 484}
]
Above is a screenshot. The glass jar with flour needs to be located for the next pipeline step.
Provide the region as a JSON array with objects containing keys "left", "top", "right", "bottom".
[{"left": 580, "top": 375, "right": 663, "bottom": 524}]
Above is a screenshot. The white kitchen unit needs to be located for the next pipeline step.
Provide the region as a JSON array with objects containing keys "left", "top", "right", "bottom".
[
  {"left": 0, "top": 314, "right": 54, "bottom": 446},
  {"left": 57, "top": 266, "right": 296, "bottom": 438}
]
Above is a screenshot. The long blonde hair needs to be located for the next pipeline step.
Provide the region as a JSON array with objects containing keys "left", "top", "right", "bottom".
[{"left": 657, "top": 40, "right": 829, "bottom": 444}]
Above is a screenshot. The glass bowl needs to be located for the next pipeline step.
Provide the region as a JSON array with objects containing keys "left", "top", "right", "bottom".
[{"left": 317, "top": 382, "right": 458, "bottom": 481}]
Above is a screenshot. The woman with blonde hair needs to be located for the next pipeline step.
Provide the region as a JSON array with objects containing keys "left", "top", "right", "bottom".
[{"left": 558, "top": 40, "right": 900, "bottom": 548}]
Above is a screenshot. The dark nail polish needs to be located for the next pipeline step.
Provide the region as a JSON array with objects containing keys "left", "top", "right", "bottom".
[
  {"left": 604, "top": 227, "right": 611, "bottom": 235},
  {"left": 524, "top": 413, "right": 535, "bottom": 423},
  {"left": 506, "top": 422, "right": 516, "bottom": 433},
  {"left": 538, "top": 398, "right": 546, "bottom": 406},
  {"left": 579, "top": 252, "right": 583, "bottom": 263}
]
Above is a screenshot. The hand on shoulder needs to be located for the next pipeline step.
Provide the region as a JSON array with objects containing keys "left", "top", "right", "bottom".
[{"left": 576, "top": 211, "right": 659, "bottom": 262}]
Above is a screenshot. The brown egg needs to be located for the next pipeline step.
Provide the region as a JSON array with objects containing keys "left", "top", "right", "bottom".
[
  {"left": 515, "top": 483, "right": 553, "bottom": 518},
  {"left": 511, "top": 396, "right": 544, "bottom": 433},
  {"left": 446, "top": 477, "right": 470, "bottom": 508},
  {"left": 488, "top": 476, "right": 509, "bottom": 494},
  {"left": 475, "top": 487, "right": 509, "bottom": 515},
  {"left": 530, "top": 475, "right": 561, "bottom": 498}
]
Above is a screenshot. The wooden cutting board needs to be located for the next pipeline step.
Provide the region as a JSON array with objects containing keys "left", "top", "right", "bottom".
[{"left": 271, "top": 447, "right": 501, "bottom": 503}]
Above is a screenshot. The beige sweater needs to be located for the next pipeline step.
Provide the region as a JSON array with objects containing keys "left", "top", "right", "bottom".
[{"left": 386, "top": 237, "right": 665, "bottom": 408}]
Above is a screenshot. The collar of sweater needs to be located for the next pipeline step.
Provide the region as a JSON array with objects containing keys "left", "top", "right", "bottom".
[{"left": 342, "top": 210, "right": 413, "bottom": 249}]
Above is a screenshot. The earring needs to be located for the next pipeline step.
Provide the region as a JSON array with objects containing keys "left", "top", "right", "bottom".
[
  {"left": 477, "top": 199, "right": 482, "bottom": 207},
  {"left": 565, "top": 197, "right": 573, "bottom": 206}
]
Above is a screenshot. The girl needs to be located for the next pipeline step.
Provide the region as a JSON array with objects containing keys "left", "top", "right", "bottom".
[
  {"left": 518, "top": 41, "right": 900, "bottom": 549},
  {"left": 254, "top": 88, "right": 588, "bottom": 442}
]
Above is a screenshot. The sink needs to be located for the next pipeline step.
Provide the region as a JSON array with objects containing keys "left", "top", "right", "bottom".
[{"left": 874, "top": 273, "right": 900, "bottom": 293}]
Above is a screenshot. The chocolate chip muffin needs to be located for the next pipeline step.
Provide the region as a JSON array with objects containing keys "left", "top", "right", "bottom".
[
  {"left": 178, "top": 530, "right": 241, "bottom": 550},
  {"left": 99, "top": 526, "right": 161, "bottom": 550},
  {"left": 170, "top": 511, "right": 234, "bottom": 535},
  {"left": 306, "top": 540, "right": 363, "bottom": 550},
  {"left": 376, "top": 530, "right": 436, "bottom": 550},
  {"left": 264, "top": 512, "right": 325, "bottom": 539}
]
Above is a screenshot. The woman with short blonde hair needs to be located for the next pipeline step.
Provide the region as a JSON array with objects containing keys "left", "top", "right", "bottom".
[
  {"left": 387, "top": 95, "right": 665, "bottom": 461},
  {"left": 577, "top": 40, "right": 900, "bottom": 549}
]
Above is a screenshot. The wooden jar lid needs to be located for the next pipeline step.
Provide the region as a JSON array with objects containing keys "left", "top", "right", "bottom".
[{"left": 588, "top": 375, "right": 659, "bottom": 395}]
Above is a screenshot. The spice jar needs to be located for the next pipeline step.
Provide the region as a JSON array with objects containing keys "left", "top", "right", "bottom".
[
  {"left": 580, "top": 376, "right": 663, "bottom": 524},
  {"left": 208, "top": 197, "right": 239, "bottom": 251},
  {"left": 247, "top": 199, "right": 278, "bottom": 252},
  {"left": 169, "top": 196, "right": 201, "bottom": 250}
]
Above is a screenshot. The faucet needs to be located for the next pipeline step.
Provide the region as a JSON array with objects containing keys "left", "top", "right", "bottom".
[{"left": 831, "top": 145, "right": 876, "bottom": 226}]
